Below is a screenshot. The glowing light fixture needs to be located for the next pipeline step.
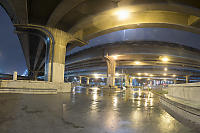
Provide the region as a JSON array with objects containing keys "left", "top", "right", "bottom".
[
  {"left": 145, "top": 73, "right": 149, "bottom": 76},
  {"left": 163, "top": 73, "right": 167, "bottom": 76},
  {"left": 138, "top": 77, "right": 142, "bottom": 79},
  {"left": 172, "top": 74, "right": 176, "bottom": 77},
  {"left": 115, "top": 9, "right": 130, "bottom": 20},
  {"left": 137, "top": 73, "right": 141, "bottom": 76},
  {"left": 161, "top": 57, "right": 169, "bottom": 62},
  {"left": 93, "top": 73, "right": 99, "bottom": 79},
  {"left": 149, "top": 74, "right": 153, "bottom": 77},
  {"left": 134, "top": 61, "right": 141, "bottom": 65},
  {"left": 147, "top": 78, "right": 150, "bottom": 80},
  {"left": 112, "top": 55, "right": 118, "bottom": 60},
  {"left": 115, "top": 73, "right": 120, "bottom": 76},
  {"left": 164, "top": 67, "right": 168, "bottom": 71}
]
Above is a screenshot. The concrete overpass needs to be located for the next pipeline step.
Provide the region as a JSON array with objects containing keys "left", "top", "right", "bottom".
[
  {"left": 0, "top": 0, "right": 200, "bottom": 131},
  {"left": 65, "top": 41, "right": 200, "bottom": 85},
  {"left": 1, "top": 0, "right": 200, "bottom": 83}
]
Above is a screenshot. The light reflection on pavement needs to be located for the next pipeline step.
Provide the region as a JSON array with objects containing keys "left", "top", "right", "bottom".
[
  {"left": 0, "top": 87, "right": 198, "bottom": 133},
  {"left": 66, "top": 86, "right": 198, "bottom": 133}
]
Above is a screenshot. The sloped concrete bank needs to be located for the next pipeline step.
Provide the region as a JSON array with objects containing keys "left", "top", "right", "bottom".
[
  {"left": 160, "top": 96, "right": 200, "bottom": 131},
  {"left": 167, "top": 83, "right": 200, "bottom": 104},
  {"left": 156, "top": 83, "right": 200, "bottom": 131}
]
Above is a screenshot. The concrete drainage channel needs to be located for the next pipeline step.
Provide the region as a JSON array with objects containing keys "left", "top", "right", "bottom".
[{"left": 159, "top": 95, "right": 200, "bottom": 131}]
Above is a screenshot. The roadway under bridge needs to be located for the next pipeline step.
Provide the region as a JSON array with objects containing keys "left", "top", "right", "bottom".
[{"left": 0, "top": 0, "right": 200, "bottom": 132}]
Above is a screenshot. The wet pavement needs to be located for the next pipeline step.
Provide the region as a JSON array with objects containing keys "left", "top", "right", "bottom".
[{"left": 0, "top": 87, "right": 198, "bottom": 133}]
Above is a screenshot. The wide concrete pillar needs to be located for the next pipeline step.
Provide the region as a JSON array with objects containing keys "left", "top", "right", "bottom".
[
  {"left": 125, "top": 74, "right": 130, "bottom": 87},
  {"left": 130, "top": 77, "right": 134, "bottom": 86},
  {"left": 86, "top": 77, "right": 90, "bottom": 85},
  {"left": 46, "top": 28, "right": 73, "bottom": 83},
  {"left": 79, "top": 76, "right": 82, "bottom": 84},
  {"left": 174, "top": 79, "right": 176, "bottom": 84},
  {"left": 105, "top": 56, "right": 116, "bottom": 87},
  {"left": 186, "top": 75, "right": 190, "bottom": 83}
]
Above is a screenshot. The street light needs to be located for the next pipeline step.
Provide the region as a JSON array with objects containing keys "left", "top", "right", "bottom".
[
  {"left": 137, "top": 73, "right": 141, "bottom": 76},
  {"left": 115, "top": 73, "right": 120, "bottom": 76},
  {"left": 115, "top": 9, "right": 130, "bottom": 20},
  {"left": 112, "top": 55, "right": 118, "bottom": 60},
  {"left": 134, "top": 61, "right": 141, "bottom": 65},
  {"left": 160, "top": 57, "right": 169, "bottom": 62},
  {"left": 163, "top": 73, "right": 167, "bottom": 76},
  {"left": 172, "top": 74, "right": 176, "bottom": 77},
  {"left": 93, "top": 73, "right": 99, "bottom": 79}
]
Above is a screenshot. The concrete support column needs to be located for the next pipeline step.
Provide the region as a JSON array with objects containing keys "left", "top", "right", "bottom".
[
  {"left": 125, "top": 74, "right": 130, "bottom": 87},
  {"left": 105, "top": 56, "right": 116, "bottom": 87},
  {"left": 48, "top": 43, "right": 66, "bottom": 82},
  {"left": 86, "top": 77, "right": 90, "bottom": 85},
  {"left": 79, "top": 76, "right": 82, "bottom": 84},
  {"left": 130, "top": 78, "right": 134, "bottom": 86},
  {"left": 14, "top": 25, "right": 85, "bottom": 83},
  {"left": 33, "top": 71, "right": 38, "bottom": 81},
  {"left": 186, "top": 75, "right": 189, "bottom": 83},
  {"left": 174, "top": 79, "right": 176, "bottom": 84},
  {"left": 46, "top": 28, "right": 73, "bottom": 83}
]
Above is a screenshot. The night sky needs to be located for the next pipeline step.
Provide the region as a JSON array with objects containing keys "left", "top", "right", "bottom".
[{"left": 0, "top": 6, "right": 27, "bottom": 75}]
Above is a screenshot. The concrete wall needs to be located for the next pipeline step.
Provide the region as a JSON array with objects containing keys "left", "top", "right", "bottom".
[
  {"left": 167, "top": 83, "right": 200, "bottom": 103},
  {"left": 0, "top": 80, "right": 71, "bottom": 94}
]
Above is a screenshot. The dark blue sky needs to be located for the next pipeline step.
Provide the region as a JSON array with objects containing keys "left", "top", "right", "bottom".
[{"left": 0, "top": 6, "right": 26, "bottom": 75}]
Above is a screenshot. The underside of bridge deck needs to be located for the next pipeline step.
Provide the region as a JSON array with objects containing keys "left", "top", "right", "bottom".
[{"left": 1, "top": 0, "right": 200, "bottom": 81}]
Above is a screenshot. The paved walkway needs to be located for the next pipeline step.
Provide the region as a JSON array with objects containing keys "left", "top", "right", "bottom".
[{"left": 0, "top": 88, "right": 198, "bottom": 133}]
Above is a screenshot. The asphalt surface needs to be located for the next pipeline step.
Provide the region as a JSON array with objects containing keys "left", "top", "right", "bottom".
[{"left": 0, "top": 87, "right": 198, "bottom": 133}]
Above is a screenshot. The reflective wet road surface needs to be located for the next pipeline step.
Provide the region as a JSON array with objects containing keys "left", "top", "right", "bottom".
[{"left": 0, "top": 87, "right": 198, "bottom": 133}]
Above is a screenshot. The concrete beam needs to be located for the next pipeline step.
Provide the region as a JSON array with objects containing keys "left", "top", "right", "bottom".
[
  {"left": 65, "top": 65, "right": 200, "bottom": 77},
  {"left": 0, "top": 0, "right": 28, "bottom": 24},
  {"left": 188, "top": 15, "right": 200, "bottom": 26},
  {"left": 33, "top": 39, "right": 45, "bottom": 70},
  {"left": 68, "top": 5, "right": 200, "bottom": 40},
  {"left": 47, "top": 0, "right": 86, "bottom": 26}
]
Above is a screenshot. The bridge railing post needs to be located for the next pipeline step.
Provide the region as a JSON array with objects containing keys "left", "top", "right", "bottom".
[{"left": 13, "top": 71, "right": 17, "bottom": 81}]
